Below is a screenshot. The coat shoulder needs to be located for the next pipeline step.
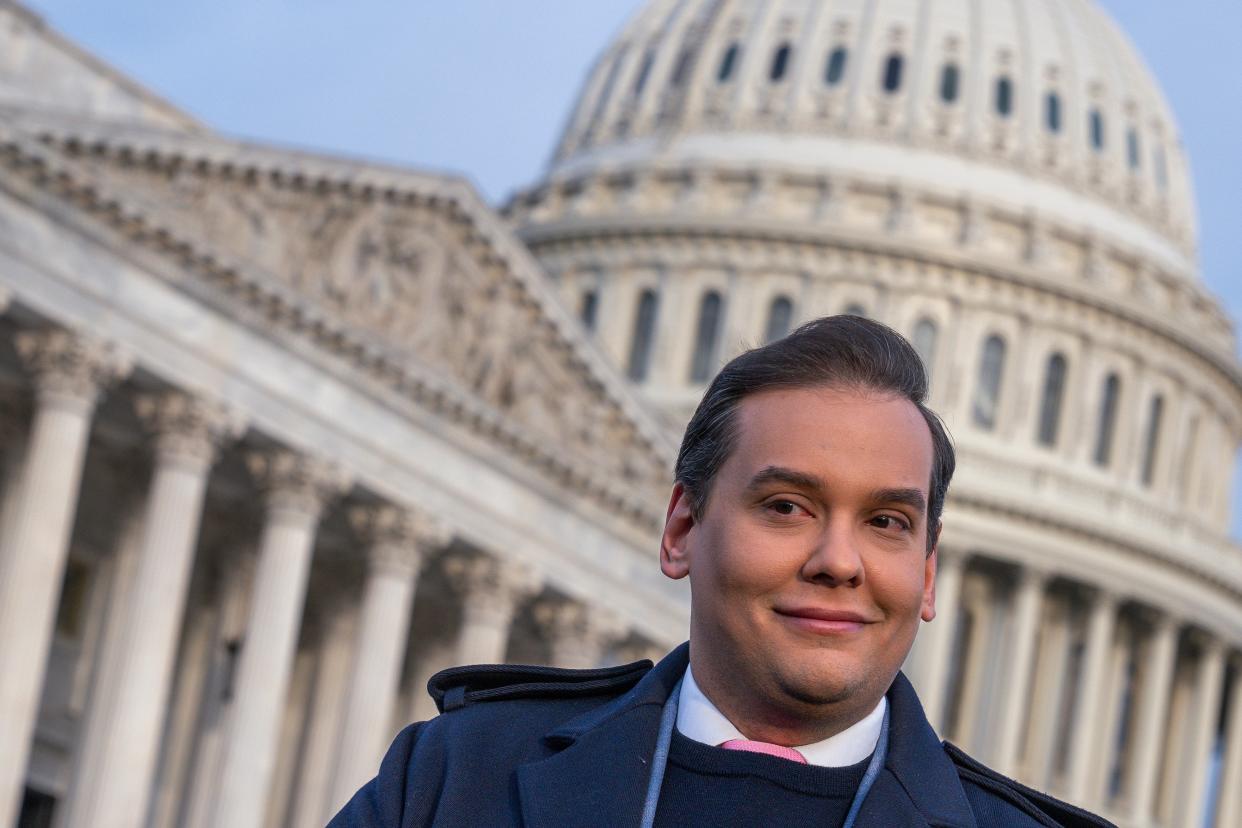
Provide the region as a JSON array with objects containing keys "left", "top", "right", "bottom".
[
  {"left": 427, "top": 658, "right": 653, "bottom": 714},
  {"left": 943, "top": 742, "right": 1117, "bottom": 828}
]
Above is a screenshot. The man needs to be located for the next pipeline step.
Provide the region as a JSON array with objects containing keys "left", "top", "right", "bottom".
[{"left": 330, "top": 316, "right": 1112, "bottom": 827}]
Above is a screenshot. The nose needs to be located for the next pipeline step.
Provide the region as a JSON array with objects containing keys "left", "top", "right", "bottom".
[{"left": 800, "top": 518, "right": 864, "bottom": 587}]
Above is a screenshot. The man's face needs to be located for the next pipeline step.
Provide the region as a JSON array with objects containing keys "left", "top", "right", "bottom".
[{"left": 661, "top": 385, "right": 938, "bottom": 734}]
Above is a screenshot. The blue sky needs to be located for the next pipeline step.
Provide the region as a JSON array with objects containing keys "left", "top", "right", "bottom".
[{"left": 22, "top": 0, "right": 1242, "bottom": 534}]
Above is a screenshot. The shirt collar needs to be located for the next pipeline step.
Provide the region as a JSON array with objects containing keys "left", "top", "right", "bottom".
[{"left": 675, "top": 665, "right": 886, "bottom": 767}]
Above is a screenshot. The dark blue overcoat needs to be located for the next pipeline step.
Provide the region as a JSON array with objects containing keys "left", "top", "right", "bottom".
[{"left": 329, "top": 644, "right": 1112, "bottom": 827}]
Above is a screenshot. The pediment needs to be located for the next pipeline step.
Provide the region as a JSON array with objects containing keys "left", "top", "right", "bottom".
[{"left": 1, "top": 120, "right": 675, "bottom": 529}]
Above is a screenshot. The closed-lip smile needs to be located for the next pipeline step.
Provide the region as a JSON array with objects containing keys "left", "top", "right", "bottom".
[{"left": 774, "top": 606, "right": 873, "bottom": 633}]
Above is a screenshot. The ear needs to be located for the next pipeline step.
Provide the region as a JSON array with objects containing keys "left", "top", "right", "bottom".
[
  {"left": 660, "top": 482, "right": 695, "bottom": 580},
  {"left": 920, "top": 522, "right": 942, "bottom": 623}
]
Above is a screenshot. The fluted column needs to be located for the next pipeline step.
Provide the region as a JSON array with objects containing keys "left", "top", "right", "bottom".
[
  {"left": 64, "top": 392, "right": 240, "bottom": 828},
  {"left": 1065, "top": 589, "right": 1119, "bottom": 804},
  {"left": 211, "top": 451, "right": 348, "bottom": 828},
  {"left": 286, "top": 598, "right": 357, "bottom": 828},
  {"left": 1177, "top": 636, "right": 1226, "bottom": 828},
  {"left": 533, "top": 597, "right": 626, "bottom": 669},
  {"left": 446, "top": 554, "right": 539, "bottom": 665},
  {"left": 0, "top": 330, "right": 124, "bottom": 828},
  {"left": 914, "top": 550, "right": 964, "bottom": 732},
  {"left": 1215, "top": 657, "right": 1242, "bottom": 828},
  {"left": 994, "top": 568, "right": 1047, "bottom": 776},
  {"left": 329, "top": 507, "right": 447, "bottom": 812},
  {"left": 1127, "top": 613, "right": 1178, "bottom": 824}
]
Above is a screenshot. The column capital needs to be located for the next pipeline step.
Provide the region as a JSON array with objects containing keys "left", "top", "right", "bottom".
[
  {"left": 15, "top": 328, "right": 130, "bottom": 412},
  {"left": 136, "top": 391, "right": 246, "bottom": 471},
  {"left": 246, "top": 449, "right": 351, "bottom": 522},
  {"left": 531, "top": 596, "right": 628, "bottom": 644},
  {"left": 532, "top": 596, "right": 628, "bottom": 667},
  {"left": 444, "top": 553, "right": 540, "bottom": 607},
  {"left": 348, "top": 504, "right": 449, "bottom": 578}
]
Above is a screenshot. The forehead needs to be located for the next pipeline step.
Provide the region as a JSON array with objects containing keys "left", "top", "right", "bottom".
[{"left": 729, "top": 386, "right": 935, "bottom": 492}]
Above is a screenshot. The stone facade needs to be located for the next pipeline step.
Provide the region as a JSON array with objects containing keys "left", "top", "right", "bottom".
[{"left": 0, "top": 1, "right": 1240, "bottom": 827}]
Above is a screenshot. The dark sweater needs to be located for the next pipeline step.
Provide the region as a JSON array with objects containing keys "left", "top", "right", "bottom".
[{"left": 653, "top": 730, "right": 871, "bottom": 827}]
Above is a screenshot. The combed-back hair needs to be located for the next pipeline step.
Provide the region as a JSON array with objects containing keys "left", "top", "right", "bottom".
[{"left": 674, "top": 314, "right": 955, "bottom": 552}]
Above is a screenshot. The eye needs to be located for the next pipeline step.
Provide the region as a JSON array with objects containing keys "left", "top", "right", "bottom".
[
  {"left": 765, "top": 499, "right": 808, "bottom": 518},
  {"left": 870, "top": 514, "right": 911, "bottom": 533}
]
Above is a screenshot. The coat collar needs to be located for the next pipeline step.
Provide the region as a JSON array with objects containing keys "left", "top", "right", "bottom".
[{"left": 515, "top": 643, "right": 976, "bottom": 828}]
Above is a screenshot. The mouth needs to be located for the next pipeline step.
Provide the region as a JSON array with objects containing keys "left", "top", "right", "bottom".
[{"left": 773, "top": 606, "right": 873, "bottom": 635}]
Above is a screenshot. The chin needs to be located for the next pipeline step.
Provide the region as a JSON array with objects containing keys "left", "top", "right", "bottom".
[{"left": 771, "top": 663, "right": 864, "bottom": 708}]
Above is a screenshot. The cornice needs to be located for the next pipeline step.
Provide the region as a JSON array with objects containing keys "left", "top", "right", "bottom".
[{"left": 0, "top": 123, "right": 671, "bottom": 534}]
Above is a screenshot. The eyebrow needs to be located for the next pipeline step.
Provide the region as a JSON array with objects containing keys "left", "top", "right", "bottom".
[
  {"left": 745, "top": 468, "right": 928, "bottom": 516},
  {"left": 870, "top": 488, "right": 927, "bottom": 516},
  {"left": 744, "top": 466, "right": 826, "bottom": 494}
]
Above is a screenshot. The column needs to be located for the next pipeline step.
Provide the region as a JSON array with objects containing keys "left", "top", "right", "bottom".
[
  {"left": 211, "top": 451, "right": 348, "bottom": 828},
  {"left": 446, "top": 553, "right": 540, "bottom": 665},
  {"left": 1023, "top": 602, "right": 1072, "bottom": 787},
  {"left": 913, "top": 550, "right": 964, "bottom": 732},
  {"left": 329, "top": 507, "right": 447, "bottom": 813},
  {"left": 993, "top": 568, "right": 1047, "bottom": 776},
  {"left": 285, "top": 597, "right": 356, "bottom": 828},
  {"left": 1126, "top": 613, "right": 1178, "bottom": 824},
  {"left": 64, "top": 392, "right": 239, "bottom": 828},
  {"left": 0, "top": 330, "right": 123, "bottom": 828},
  {"left": 953, "top": 576, "right": 995, "bottom": 749},
  {"left": 1177, "top": 636, "right": 1226, "bottom": 828},
  {"left": 1215, "top": 657, "right": 1242, "bottom": 828},
  {"left": 1064, "top": 589, "right": 1119, "bottom": 803},
  {"left": 533, "top": 597, "right": 626, "bottom": 669}
]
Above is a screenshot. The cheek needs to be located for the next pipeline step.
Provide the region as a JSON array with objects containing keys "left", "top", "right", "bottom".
[
  {"left": 697, "top": 523, "right": 795, "bottom": 600},
  {"left": 868, "top": 556, "right": 930, "bottom": 612}
]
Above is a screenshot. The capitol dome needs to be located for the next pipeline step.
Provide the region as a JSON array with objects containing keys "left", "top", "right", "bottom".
[{"left": 508, "top": 2, "right": 1242, "bottom": 824}]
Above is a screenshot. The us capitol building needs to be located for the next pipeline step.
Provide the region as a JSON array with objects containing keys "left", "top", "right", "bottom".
[{"left": 0, "top": 0, "right": 1239, "bottom": 826}]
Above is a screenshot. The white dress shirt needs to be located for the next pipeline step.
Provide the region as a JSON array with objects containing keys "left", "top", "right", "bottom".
[{"left": 675, "top": 666, "right": 886, "bottom": 767}]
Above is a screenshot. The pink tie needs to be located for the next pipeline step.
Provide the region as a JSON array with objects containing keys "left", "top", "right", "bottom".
[{"left": 719, "top": 739, "right": 808, "bottom": 764}]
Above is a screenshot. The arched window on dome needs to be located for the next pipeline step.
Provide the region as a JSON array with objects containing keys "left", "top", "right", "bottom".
[
  {"left": 972, "top": 335, "right": 1007, "bottom": 431},
  {"left": 670, "top": 49, "right": 693, "bottom": 87},
  {"left": 1140, "top": 394, "right": 1165, "bottom": 487},
  {"left": 764, "top": 295, "right": 794, "bottom": 344},
  {"left": 1045, "top": 91, "right": 1062, "bottom": 133},
  {"left": 1089, "top": 108, "right": 1106, "bottom": 151},
  {"left": 911, "top": 318, "right": 938, "bottom": 387},
  {"left": 579, "top": 289, "right": 598, "bottom": 332},
  {"left": 939, "top": 63, "right": 960, "bottom": 104},
  {"left": 843, "top": 303, "right": 867, "bottom": 318},
  {"left": 718, "top": 43, "right": 740, "bottom": 83},
  {"left": 1036, "top": 353, "right": 1068, "bottom": 447},
  {"left": 770, "top": 42, "right": 792, "bottom": 82},
  {"left": 994, "top": 75, "right": 1013, "bottom": 117},
  {"left": 627, "top": 288, "right": 659, "bottom": 382},
  {"left": 1126, "top": 127, "right": 1141, "bottom": 171},
  {"left": 882, "top": 53, "right": 904, "bottom": 94},
  {"left": 690, "top": 290, "right": 725, "bottom": 383},
  {"left": 1093, "top": 373, "right": 1122, "bottom": 466},
  {"left": 633, "top": 49, "right": 655, "bottom": 96},
  {"left": 825, "top": 47, "right": 848, "bottom": 86}
]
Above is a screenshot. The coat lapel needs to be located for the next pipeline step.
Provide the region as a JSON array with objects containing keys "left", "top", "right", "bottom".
[
  {"left": 857, "top": 672, "right": 977, "bottom": 828},
  {"left": 515, "top": 644, "right": 688, "bottom": 828}
]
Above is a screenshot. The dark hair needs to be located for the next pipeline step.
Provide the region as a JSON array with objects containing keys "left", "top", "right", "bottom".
[{"left": 675, "top": 315, "right": 955, "bottom": 552}]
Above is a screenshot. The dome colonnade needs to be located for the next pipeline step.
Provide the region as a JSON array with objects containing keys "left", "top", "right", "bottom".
[{"left": 509, "top": 1, "right": 1242, "bottom": 825}]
